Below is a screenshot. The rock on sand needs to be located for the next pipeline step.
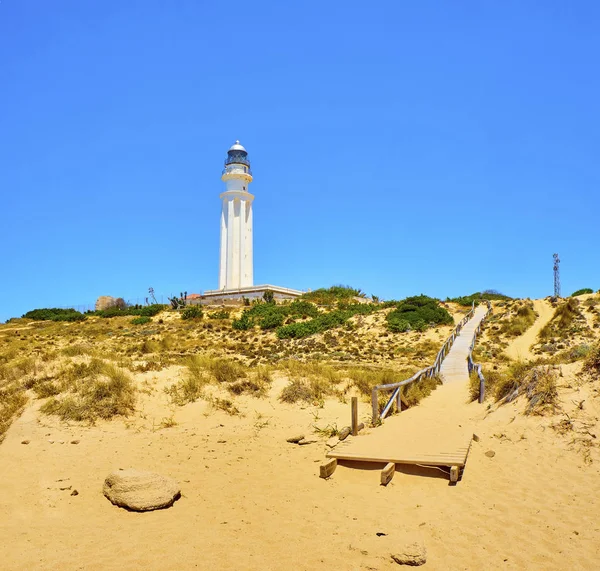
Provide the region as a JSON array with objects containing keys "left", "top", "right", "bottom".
[{"left": 103, "top": 469, "right": 181, "bottom": 512}]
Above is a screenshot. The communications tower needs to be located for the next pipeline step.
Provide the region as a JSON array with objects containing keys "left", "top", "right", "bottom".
[{"left": 553, "top": 253, "right": 561, "bottom": 299}]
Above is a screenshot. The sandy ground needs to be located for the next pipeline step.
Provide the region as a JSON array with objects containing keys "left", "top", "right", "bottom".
[
  {"left": 505, "top": 298, "right": 554, "bottom": 361},
  {"left": 1, "top": 308, "right": 600, "bottom": 570}
]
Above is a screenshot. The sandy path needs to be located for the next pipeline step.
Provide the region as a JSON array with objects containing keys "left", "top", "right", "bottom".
[{"left": 505, "top": 298, "right": 554, "bottom": 361}]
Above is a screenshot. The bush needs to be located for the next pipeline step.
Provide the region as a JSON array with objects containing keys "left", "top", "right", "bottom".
[
  {"left": 301, "top": 285, "right": 366, "bottom": 306},
  {"left": 279, "top": 379, "right": 316, "bottom": 404},
  {"left": 165, "top": 357, "right": 210, "bottom": 405},
  {"left": 93, "top": 304, "right": 167, "bottom": 319},
  {"left": 583, "top": 344, "right": 600, "bottom": 375},
  {"left": 386, "top": 295, "right": 453, "bottom": 332},
  {"left": 22, "top": 308, "right": 86, "bottom": 322},
  {"left": 500, "top": 303, "right": 537, "bottom": 337},
  {"left": 41, "top": 362, "right": 136, "bottom": 422},
  {"left": 181, "top": 306, "right": 203, "bottom": 320},
  {"left": 131, "top": 316, "right": 151, "bottom": 325},
  {"left": 208, "top": 310, "right": 230, "bottom": 319},
  {"left": 571, "top": 288, "right": 594, "bottom": 297},
  {"left": 448, "top": 291, "right": 512, "bottom": 306}
]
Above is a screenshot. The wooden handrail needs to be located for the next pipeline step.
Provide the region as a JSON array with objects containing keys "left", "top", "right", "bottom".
[{"left": 371, "top": 301, "right": 492, "bottom": 424}]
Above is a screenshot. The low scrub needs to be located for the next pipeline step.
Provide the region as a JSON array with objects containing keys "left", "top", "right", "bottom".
[
  {"left": 22, "top": 308, "right": 86, "bottom": 322},
  {"left": 491, "top": 361, "right": 558, "bottom": 414},
  {"left": 539, "top": 298, "right": 584, "bottom": 341},
  {"left": 583, "top": 343, "right": 600, "bottom": 375},
  {"left": 571, "top": 288, "right": 594, "bottom": 297},
  {"left": 301, "top": 285, "right": 366, "bottom": 306},
  {"left": 448, "top": 290, "right": 512, "bottom": 306},
  {"left": 500, "top": 303, "right": 537, "bottom": 337},
  {"left": 131, "top": 316, "right": 152, "bottom": 325},
  {"left": 232, "top": 299, "right": 320, "bottom": 331},
  {"left": 41, "top": 361, "right": 136, "bottom": 422},
  {"left": 402, "top": 374, "right": 442, "bottom": 407},
  {"left": 386, "top": 295, "right": 453, "bottom": 332},
  {"left": 92, "top": 304, "right": 167, "bottom": 319},
  {"left": 181, "top": 306, "right": 203, "bottom": 320}
]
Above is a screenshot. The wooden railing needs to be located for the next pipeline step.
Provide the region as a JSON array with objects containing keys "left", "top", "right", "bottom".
[
  {"left": 371, "top": 301, "right": 491, "bottom": 424},
  {"left": 467, "top": 301, "right": 492, "bottom": 403}
]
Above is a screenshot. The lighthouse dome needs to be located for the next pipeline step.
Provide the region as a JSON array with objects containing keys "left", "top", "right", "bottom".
[
  {"left": 225, "top": 140, "right": 251, "bottom": 171},
  {"left": 228, "top": 140, "right": 247, "bottom": 153}
]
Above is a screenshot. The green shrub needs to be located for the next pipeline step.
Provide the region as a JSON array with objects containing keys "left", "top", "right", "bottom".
[
  {"left": 448, "top": 291, "right": 512, "bottom": 306},
  {"left": 301, "top": 285, "right": 365, "bottom": 306},
  {"left": 22, "top": 308, "right": 86, "bottom": 322},
  {"left": 386, "top": 295, "right": 453, "bottom": 332},
  {"left": 571, "top": 288, "right": 594, "bottom": 297},
  {"left": 181, "top": 306, "right": 203, "bottom": 320},
  {"left": 208, "top": 310, "right": 230, "bottom": 319},
  {"left": 131, "top": 316, "right": 152, "bottom": 325},
  {"left": 232, "top": 312, "right": 252, "bottom": 330},
  {"left": 93, "top": 304, "right": 167, "bottom": 319}
]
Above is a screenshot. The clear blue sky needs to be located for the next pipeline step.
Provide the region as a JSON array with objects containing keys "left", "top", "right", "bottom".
[{"left": 1, "top": 1, "right": 599, "bottom": 321}]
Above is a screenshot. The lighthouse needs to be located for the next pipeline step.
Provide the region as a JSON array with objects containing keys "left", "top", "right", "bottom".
[
  {"left": 218, "top": 141, "right": 254, "bottom": 290},
  {"left": 203, "top": 141, "right": 302, "bottom": 302}
]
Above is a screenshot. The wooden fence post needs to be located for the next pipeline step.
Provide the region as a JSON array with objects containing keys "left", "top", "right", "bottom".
[
  {"left": 351, "top": 397, "right": 358, "bottom": 436},
  {"left": 371, "top": 389, "right": 379, "bottom": 425}
]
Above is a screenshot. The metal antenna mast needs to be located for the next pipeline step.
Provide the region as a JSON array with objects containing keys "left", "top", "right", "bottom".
[{"left": 553, "top": 253, "right": 561, "bottom": 299}]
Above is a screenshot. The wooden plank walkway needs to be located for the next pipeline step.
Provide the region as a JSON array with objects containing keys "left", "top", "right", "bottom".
[{"left": 326, "top": 305, "right": 489, "bottom": 481}]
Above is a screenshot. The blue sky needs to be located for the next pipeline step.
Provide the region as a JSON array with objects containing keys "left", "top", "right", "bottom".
[{"left": 1, "top": 1, "right": 599, "bottom": 321}]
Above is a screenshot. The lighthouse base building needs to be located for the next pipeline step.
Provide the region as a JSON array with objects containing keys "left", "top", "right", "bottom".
[{"left": 202, "top": 141, "right": 302, "bottom": 304}]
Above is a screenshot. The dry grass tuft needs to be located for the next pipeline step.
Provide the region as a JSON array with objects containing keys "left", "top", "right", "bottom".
[{"left": 41, "top": 361, "right": 136, "bottom": 422}]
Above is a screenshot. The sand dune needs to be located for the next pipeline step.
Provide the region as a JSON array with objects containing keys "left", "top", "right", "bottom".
[
  {"left": 505, "top": 298, "right": 554, "bottom": 361},
  {"left": 1, "top": 362, "right": 599, "bottom": 570}
]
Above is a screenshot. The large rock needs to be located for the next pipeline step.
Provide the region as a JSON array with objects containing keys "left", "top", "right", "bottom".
[
  {"left": 391, "top": 541, "right": 427, "bottom": 566},
  {"left": 95, "top": 296, "right": 126, "bottom": 311},
  {"left": 103, "top": 469, "right": 181, "bottom": 512}
]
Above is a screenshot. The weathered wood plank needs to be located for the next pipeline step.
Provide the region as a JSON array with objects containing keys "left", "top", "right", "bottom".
[
  {"left": 319, "top": 458, "right": 337, "bottom": 479},
  {"left": 449, "top": 465, "right": 459, "bottom": 483},
  {"left": 380, "top": 462, "right": 395, "bottom": 486}
]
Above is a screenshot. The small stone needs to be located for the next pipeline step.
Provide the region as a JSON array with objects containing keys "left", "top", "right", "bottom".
[
  {"left": 297, "top": 439, "right": 317, "bottom": 445},
  {"left": 472, "top": 433, "right": 480, "bottom": 442},
  {"left": 21, "top": 440, "right": 30, "bottom": 445},
  {"left": 70, "top": 440, "right": 80, "bottom": 445},
  {"left": 286, "top": 435, "right": 305, "bottom": 444},
  {"left": 48, "top": 440, "right": 54, "bottom": 444},
  {"left": 485, "top": 450, "right": 496, "bottom": 458},
  {"left": 71, "top": 490, "right": 79, "bottom": 496},
  {"left": 391, "top": 541, "right": 427, "bottom": 566}
]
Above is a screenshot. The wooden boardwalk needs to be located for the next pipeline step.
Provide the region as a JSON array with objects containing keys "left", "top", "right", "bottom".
[{"left": 326, "top": 305, "right": 489, "bottom": 483}]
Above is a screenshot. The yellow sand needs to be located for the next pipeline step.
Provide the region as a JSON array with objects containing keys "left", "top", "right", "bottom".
[
  {"left": 1, "top": 360, "right": 599, "bottom": 570},
  {"left": 505, "top": 298, "right": 554, "bottom": 361}
]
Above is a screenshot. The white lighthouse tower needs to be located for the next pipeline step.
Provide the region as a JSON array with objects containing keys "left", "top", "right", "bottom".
[
  {"left": 218, "top": 141, "right": 254, "bottom": 290},
  {"left": 203, "top": 141, "right": 302, "bottom": 302}
]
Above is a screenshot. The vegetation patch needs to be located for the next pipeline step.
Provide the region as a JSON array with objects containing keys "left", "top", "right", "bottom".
[
  {"left": 22, "top": 308, "right": 86, "bottom": 322},
  {"left": 300, "top": 285, "right": 366, "bottom": 306},
  {"left": 386, "top": 295, "right": 453, "bottom": 332},
  {"left": 131, "top": 316, "right": 152, "bottom": 325},
  {"left": 571, "top": 288, "right": 594, "bottom": 297},
  {"left": 539, "top": 298, "right": 587, "bottom": 342},
  {"left": 498, "top": 302, "right": 537, "bottom": 337},
  {"left": 448, "top": 290, "right": 512, "bottom": 306},
  {"left": 92, "top": 304, "right": 167, "bottom": 319},
  {"left": 181, "top": 306, "right": 204, "bottom": 320},
  {"left": 40, "top": 360, "right": 136, "bottom": 422}
]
